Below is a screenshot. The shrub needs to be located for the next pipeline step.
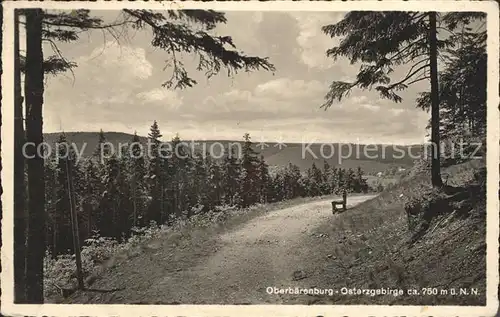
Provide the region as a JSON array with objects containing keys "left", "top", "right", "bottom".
[{"left": 402, "top": 184, "right": 448, "bottom": 232}]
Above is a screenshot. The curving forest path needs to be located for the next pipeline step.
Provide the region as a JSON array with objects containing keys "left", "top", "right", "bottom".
[{"left": 67, "top": 195, "right": 377, "bottom": 304}]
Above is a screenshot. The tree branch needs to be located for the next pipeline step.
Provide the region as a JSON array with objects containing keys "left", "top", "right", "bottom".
[
  {"left": 406, "top": 75, "right": 430, "bottom": 86},
  {"left": 388, "top": 62, "right": 430, "bottom": 90},
  {"left": 42, "top": 38, "right": 76, "bottom": 82}
]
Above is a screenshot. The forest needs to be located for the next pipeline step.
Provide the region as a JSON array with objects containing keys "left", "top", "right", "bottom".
[{"left": 44, "top": 126, "right": 370, "bottom": 256}]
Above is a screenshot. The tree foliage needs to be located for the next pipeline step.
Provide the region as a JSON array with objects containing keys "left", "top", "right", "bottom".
[
  {"left": 320, "top": 12, "right": 485, "bottom": 107},
  {"left": 320, "top": 11, "right": 486, "bottom": 187},
  {"left": 320, "top": 11, "right": 459, "bottom": 107},
  {"left": 123, "top": 9, "right": 275, "bottom": 89},
  {"left": 416, "top": 24, "right": 486, "bottom": 138}
]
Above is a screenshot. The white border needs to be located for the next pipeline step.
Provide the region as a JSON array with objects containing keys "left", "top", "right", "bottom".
[{"left": 1, "top": 1, "right": 499, "bottom": 316}]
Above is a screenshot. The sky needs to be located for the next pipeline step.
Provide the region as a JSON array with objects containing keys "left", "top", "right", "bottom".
[{"left": 40, "top": 10, "right": 431, "bottom": 145}]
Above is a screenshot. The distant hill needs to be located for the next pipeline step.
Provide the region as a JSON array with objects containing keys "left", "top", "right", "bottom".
[{"left": 43, "top": 131, "right": 422, "bottom": 173}]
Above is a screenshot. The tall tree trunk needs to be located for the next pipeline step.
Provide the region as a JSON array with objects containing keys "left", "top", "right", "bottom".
[
  {"left": 14, "top": 9, "right": 27, "bottom": 303},
  {"left": 24, "top": 8, "right": 45, "bottom": 303},
  {"left": 66, "top": 159, "right": 84, "bottom": 290},
  {"left": 429, "top": 12, "right": 443, "bottom": 188}
]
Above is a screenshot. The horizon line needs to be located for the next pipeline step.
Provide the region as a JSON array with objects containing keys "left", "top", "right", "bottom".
[{"left": 43, "top": 130, "right": 425, "bottom": 147}]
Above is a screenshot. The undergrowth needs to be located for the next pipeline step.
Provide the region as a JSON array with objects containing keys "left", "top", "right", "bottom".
[
  {"left": 401, "top": 159, "right": 485, "bottom": 241},
  {"left": 303, "top": 158, "right": 487, "bottom": 305}
]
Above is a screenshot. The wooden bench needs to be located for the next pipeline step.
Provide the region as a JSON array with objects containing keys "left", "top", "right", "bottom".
[{"left": 332, "top": 191, "right": 347, "bottom": 214}]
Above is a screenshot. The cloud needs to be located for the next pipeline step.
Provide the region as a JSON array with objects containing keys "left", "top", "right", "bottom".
[
  {"left": 200, "top": 77, "right": 327, "bottom": 117},
  {"left": 289, "top": 12, "right": 344, "bottom": 70},
  {"left": 88, "top": 42, "right": 153, "bottom": 82},
  {"left": 136, "top": 88, "right": 183, "bottom": 111},
  {"left": 254, "top": 78, "right": 325, "bottom": 99},
  {"left": 41, "top": 11, "right": 427, "bottom": 145},
  {"left": 223, "top": 89, "right": 253, "bottom": 101},
  {"left": 43, "top": 43, "right": 158, "bottom": 132},
  {"left": 359, "top": 103, "right": 381, "bottom": 112},
  {"left": 214, "top": 12, "right": 265, "bottom": 54},
  {"left": 193, "top": 75, "right": 428, "bottom": 144}
]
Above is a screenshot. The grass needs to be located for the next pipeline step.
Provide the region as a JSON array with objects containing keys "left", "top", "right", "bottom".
[{"left": 295, "top": 159, "right": 487, "bottom": 305}]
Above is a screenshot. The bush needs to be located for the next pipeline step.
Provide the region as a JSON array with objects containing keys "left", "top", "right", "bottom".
[{"left": 402, "top": 184, "right": 448, "bottom": 232}]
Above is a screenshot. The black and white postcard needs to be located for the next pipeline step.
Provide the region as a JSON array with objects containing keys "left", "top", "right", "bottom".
[{"left": 1, "top": 1, "right": 499, "bottom": 316}]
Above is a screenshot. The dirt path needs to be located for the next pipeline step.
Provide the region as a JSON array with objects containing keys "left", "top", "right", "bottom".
[{"left": 68, "top": 195, "right": 377, "bottom": 304}]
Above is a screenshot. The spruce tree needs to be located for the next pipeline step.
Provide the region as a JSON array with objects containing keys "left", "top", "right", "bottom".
[
  {"left": 240, "top": 133, "right": 260, "bottom": 208},
  {"left": 100, "top": 153, "right": 122, "bottom": 239},
  {"left": 53, "top": 134, "right": 74, "bottom": 255},
  {"left": 191, "top": 153, "right": 209, "bottom": 215},
  {"left": 322, "top": 160, "right": 332, "bottom": 195},
  {"left": 44, "top": 154, "right": 58, "bottom": 257},
  {"left": 170, "top": 134, "right": 191, "bottom": 218},
  {"left": 288, "top": 163, "right": 303, "bottom": 198},
  {"left": 222, "top": 145, "right": 241, "bottom": 206},
  {"left": 354, "top": 166, "right": 369, "bottom": 193},
  {"left": 257, "top": 155, "right": 270, "bottom": 204},
  {"left": 129, "top": 133, "right": 148, "bottom": 227},
  {"left": 309, "top": 163, "right": 323, "bottom": 197},
  {"left": 147, "top": 121, "right": 164, "bottom": 225},
  {"left": 207, "top": 156, "right": 223, "bottom": 209},
  {"left": 24, "top": 9, "right": 45, "bottom": 302},
  {"left": 81, "top": 158, "right": 101, "bottom": 238},
  {"left": 346, "top": 168, "right": 356, "bottom": 192},
  {"left": 93, "top": 129, "right": 109, "bottom": 163},
  {"left": 322, "top": 12, "right": 456, "bottom": 187}
]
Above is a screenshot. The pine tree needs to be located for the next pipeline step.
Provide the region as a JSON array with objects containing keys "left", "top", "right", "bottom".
[
  {"left": 129, "top": 132, "right": 148, "bottom": 227},
  {"left": 222, "top": 144, "right": 241, "bottom": 206},
  {"left": 190, "top": 153, "right": 209, "bottom": 215},
  {"left": 257, "top": 155, "right": 270, "bottom": 204},
  {"left": 81, "top": 158, "right": 101, "bottom": 238},
  {"left": 207, "top": 156, "right": 223, "bottom": 209},
  {"left": 147, "top": 121, "right": 164, "bottom": 225},
  {"left": 24, "top": 9, "right": 45, "bottom": 303},
  {"left": 337, "top": 168, "right": 346, "bottom": 193},
  {"left": 240, "top": 134, "right": 260, "bottom": 208},
  {"left": 53, "top": 134, "right": 74, "bottom": 255},
  {"left": 346, "top": 168, "right": 356, "bottom": 192},
  {"left": 170, "top": 134, "right": 191, "bottom": 218},
  {"left": 354, "top": 166, "right": 369, "bottom": 193},
  {"left": 321, "top": 160, "right": 332, "bottom": 195},
  {"left": 44, "top": 155, "right": 58, "bottom": 257},
  {"left": 330, "top": 167, "right": 339, "bottom": 193},
  {"left": 288, "top": 163, "right": 303, "bottom": 198},
  {"left": 116, "top": 145, "right": 133, "bottom": 241},
  {"left": 320, "top": 12, "right": 482, "bottom": 187},
  {"left": 100, "top": 153, "right": 123, "bottom": 240},
  {"left": 93, "top": 129, "right": 109, "bottom": 163},
  {"left": 308, "top": 163, "right": 323, "bottom": 197}
]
